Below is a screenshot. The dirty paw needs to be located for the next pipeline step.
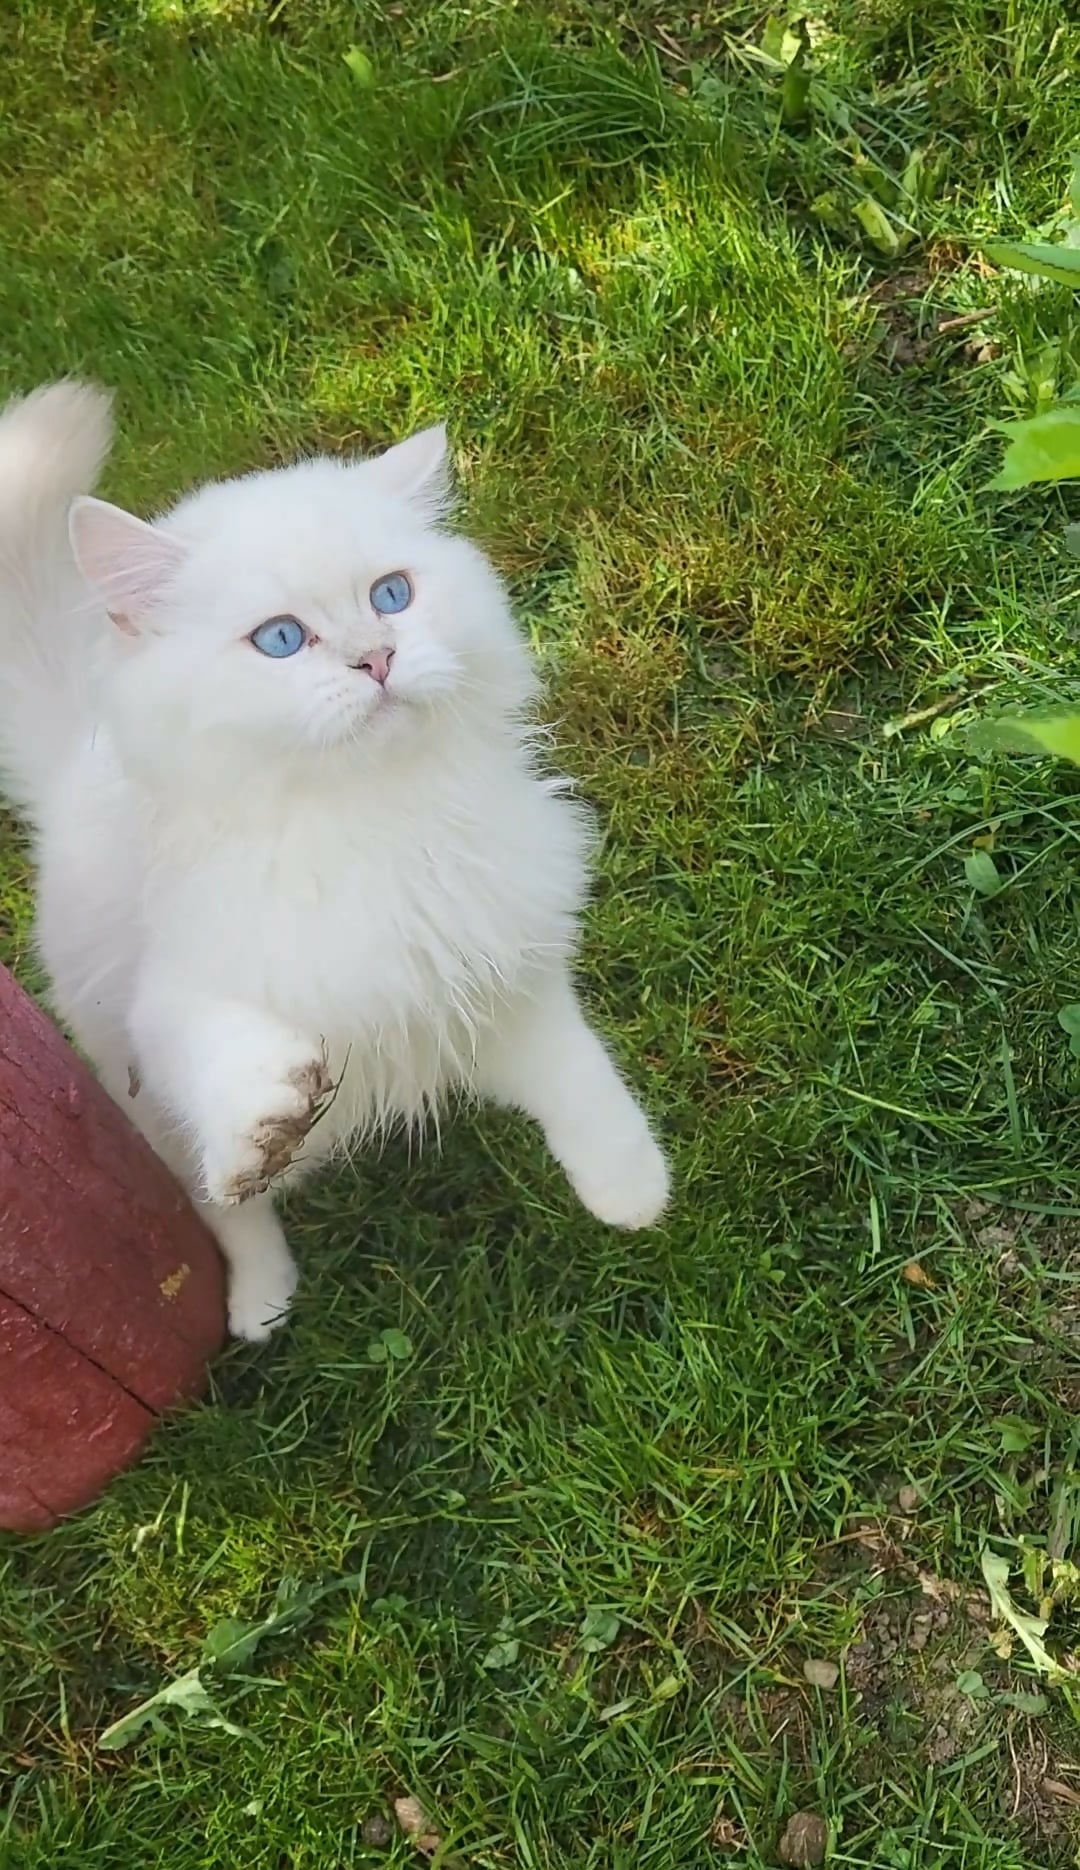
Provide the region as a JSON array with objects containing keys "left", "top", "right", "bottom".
[{"left": 208, "top": 1046, "right": 334, "bottom": 1203}]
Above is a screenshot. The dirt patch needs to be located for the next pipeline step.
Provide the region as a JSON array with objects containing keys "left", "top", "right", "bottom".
[
  {"left": 858, "top": 269, "right": 999, "bottom": 372},
  {"left": 1000, "top": 1727, "right": 1075, "bottom": 1851},
  {"left": 961, "top": 1198, "right": 1080, "bottom": 1416},
  {"left": 837, "top": 1547, "right": 1079, "bottom": 1855},
  {"left": 834, "top": 1549, "right": 988, "bottom": 1767},
  {"left": 694, "top": 1533, "right": 1080, "bottom": 1863},
  {"left": 865, "top": 270, "right": 935, "bottom": 369}
]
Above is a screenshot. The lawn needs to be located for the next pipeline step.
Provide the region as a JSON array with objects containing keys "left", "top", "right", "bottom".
[{"left": 3, "top": 1, "right": 1080, "bottom": 1864}]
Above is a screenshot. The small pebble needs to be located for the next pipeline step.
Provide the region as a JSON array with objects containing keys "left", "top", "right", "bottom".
[
  {"left": 361, "top": 1813, "right": 393, "bottom": 1847},
  {"left": 802, "top": 1657, "right": 839, "bottom": 1690},
  {"left": 898, "top": 1484, "right": 921, "bottom": 1513},
  {"left": 908, "top": 1615, "right": 933, "bottom": 1653},
  {"left": 393, "top": 1794, "right": 442, "bottom": 1855},
  {"left": 778, "top": 1811, "right": 829, "bottom": 1868}
]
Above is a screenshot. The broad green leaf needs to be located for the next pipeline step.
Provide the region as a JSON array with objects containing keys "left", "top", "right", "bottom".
[
  {"left": 1057, "top": 1004, "right": 1080, "bottom": 1058},
  {"left": 201, "top": 1579, "right": 334, "bottom": 1671},
  {"left": 900, "top": 145, "right": 945, "bottom": 205},
  {"left": 779, "top": 20, "right": 811, "bottom": 125},
  {"left": 780, "top": 53, "right": 811, "bottom": 126},
  {"left": 853, "top": 196, "right": 902, "bottom": 257},
  {"left": 956, "top": 1668, "right": 989, "bottom": 1699},
  {"left": 981, "top": 1548, "right": 1064, "bottom": 1682},
  {"left": 481, "top": 1637, "right": 520, "bottom": 1670},
  {"left": 902, "top": 146, "right": 946, "bottom": 204},
  {"left": 371, "top": 1593, "right": 408, "bottom": 1616},
  {"left": 998, "top": 1689, "right": 1049, "bottom": 1715},
  {"left": 760, "top": 16, "right": 786, "bottom": 61},
  {"left": 1048, "top": 1557, "right": 1080, "bottom": 1606},
  {"left": 983, "top": 240, "right": 1080, "bottom": 287},
  {"left": 342, "top": 47, "right": 375, "bottom": 86},
  {"left": 963, "top": 850, "right": 1002, "bottom": 896},
  {"left": 202, "top": 1616, "right": 265, "bottom": 1670},
  {"left": 380, "top": 1327, "right": 413, "bottom": 1361},
  {"left": 760, "top": 15, "right": 809, "bottom": 66},
  {"left": 268, "top": 1571, "right": 357, "bottom": 1623},
  {"left": 98, "top": 1669, "right": 246, "bottom": 1750},
  {"left": 989, "top": 408, "right": 1080, "bottom": 489},
  {"left": 970, "top": 709, "right": 1080, "bottom": 765},
  {"left": 580, "top": 1609, "right": 621, "bottom": 1654},
  {"left": 808, "top": 190, "right": 848, "bottom": 233},
  {"left": 995, "top": 1415, "right": 1035, "bottom": 1454},
  {"left": 99, "top": 1573, "right": 363, "bottom": 1750},
  {"left": 851, "top": 150, "right": 899, "bottom": 210}
]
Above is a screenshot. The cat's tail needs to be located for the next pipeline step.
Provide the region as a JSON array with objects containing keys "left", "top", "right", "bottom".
[{"left": 0, "top": 381, "right": 113, "bottom": 822}]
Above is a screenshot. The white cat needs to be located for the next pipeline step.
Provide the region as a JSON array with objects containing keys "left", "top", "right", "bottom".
[{"left": 0, "top": 383, "right": 669, "bottom": 1339}]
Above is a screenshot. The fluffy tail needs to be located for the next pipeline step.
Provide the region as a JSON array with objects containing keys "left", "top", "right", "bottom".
[{"left": 0, "top": 380, "right": 114, "bottom": 823}]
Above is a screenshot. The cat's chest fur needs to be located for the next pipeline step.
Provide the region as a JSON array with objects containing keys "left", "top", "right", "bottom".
[{"left": 146, "top": 743, "right": 589, "bottom": 1123}]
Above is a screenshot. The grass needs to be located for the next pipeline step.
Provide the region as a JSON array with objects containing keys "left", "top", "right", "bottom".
[{"left": 3, "top": 0, "right": 1080, "bottom": 1863}]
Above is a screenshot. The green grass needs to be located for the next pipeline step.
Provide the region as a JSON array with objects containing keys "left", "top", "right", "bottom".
[{"left": 4, "top": 1, "right": 1080, "bottom": 1864}]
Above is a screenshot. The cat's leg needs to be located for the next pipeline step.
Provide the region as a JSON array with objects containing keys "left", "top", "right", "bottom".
[
  {"left": 128, "top": 974, "right": 331, "bottom": 1204},
  {"left": 121, "top": 1084, "right": 300, "bottom": 1344},
  {"left": 204, "top": 1195, "right": 298, "bottom": 1343},
  {"left": 122, "top": 1072, "right": 299, "bottom": 1341},
  {"left": 476, "top": 970, "right": 669, "bottom": 1228},
  {"left": 122, "top": 1071, "right": 299, "bottom": 1342},
  {"left": 68, "top": 1000, "right": 303, "bottom": 1341},
  {"left": 126, "top": 973, "right": 332, "bottom": 1336}
]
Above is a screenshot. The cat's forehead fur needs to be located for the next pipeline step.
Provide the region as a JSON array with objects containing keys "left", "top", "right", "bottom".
[{"left": 163, "top": 455, "right": 439, "bottom": 586}]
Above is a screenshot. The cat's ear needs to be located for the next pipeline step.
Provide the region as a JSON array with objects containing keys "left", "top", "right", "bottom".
[
  {"left": 374, "top": 424, "right": 452, "bottom": 514},
  {"left": 69, "top": 496, "right": 185, "bottom": 635}
]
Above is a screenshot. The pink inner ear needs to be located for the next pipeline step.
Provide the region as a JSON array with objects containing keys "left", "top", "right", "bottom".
[{"left": 69, "top": 495, "right": 184, "bottom": 624}]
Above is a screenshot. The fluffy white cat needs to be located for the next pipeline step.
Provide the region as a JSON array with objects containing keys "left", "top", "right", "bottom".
[{"left": 0, "top": 383, "right": 669, "bottom": 1339}]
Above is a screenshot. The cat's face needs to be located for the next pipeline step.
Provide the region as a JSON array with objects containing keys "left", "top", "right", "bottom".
[{"left": 70, "top": 429, "right": 536, "bottom": 772}]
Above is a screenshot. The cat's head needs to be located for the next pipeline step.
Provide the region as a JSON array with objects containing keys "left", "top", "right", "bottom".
[{"left": 69, "top": 426, "right": 537, "bottom": 778}]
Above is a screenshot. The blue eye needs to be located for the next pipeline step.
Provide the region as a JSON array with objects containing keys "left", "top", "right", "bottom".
[
  {"left": 251, "top": 615, "right": 307, "bottom": 658},
  {"left": 370, "top": 572, "right": 413, "bottom": 615}
]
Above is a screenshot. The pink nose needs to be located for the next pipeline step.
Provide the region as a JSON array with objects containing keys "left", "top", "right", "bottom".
[{"left": 357, "top": 647, "right": 394, "bottom": 686}]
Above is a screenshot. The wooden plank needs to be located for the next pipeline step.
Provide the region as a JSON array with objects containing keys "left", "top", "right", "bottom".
[
  {"left": 0, "top": 1293, "right": 155, "bottom": 1532},
  {"left": 0, "top": 965, "right": 225, "bottom": 1527}
]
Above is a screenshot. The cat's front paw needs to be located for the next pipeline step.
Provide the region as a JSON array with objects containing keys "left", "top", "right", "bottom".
[
  {"left": 204, "top": 1045, "right": 333, "bottom": 1204},
  {"left": 572, "top": 1129, "right": 670, "bottom": 1230},
  {"left": 226, "top": 1238, "right": 299, "bottom": 1341}
]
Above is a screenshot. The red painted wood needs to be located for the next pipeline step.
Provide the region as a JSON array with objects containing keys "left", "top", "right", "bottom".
[
  {"left": 0, "top": 965, "right": 225, "bottom": 1532},
  {"left": 0, "top": 1295, "right": 154, "bottom": 1532}
]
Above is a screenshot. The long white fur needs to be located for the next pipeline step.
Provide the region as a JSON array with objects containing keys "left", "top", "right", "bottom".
[{"left": 0, "top": 383, "right": 669, "bottom": 1338}]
